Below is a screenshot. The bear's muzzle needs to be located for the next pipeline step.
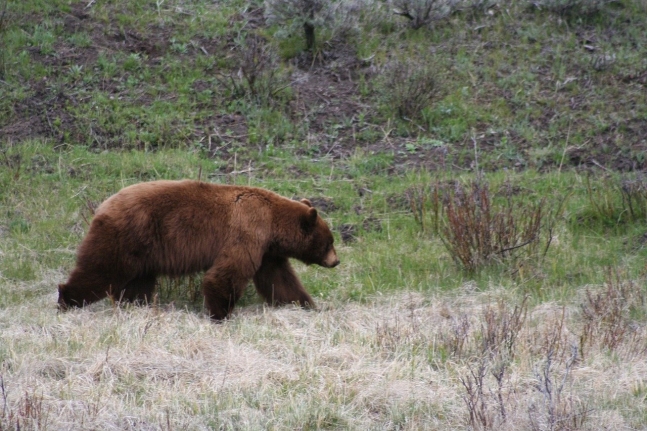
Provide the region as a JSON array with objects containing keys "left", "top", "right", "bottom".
[{"left": 323, "top": 249, "right": 340, "bottom": 268}]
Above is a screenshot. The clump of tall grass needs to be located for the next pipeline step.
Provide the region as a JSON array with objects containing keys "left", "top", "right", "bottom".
[{"left": 576, "top": 174, "right": 647, "bottom": 229}]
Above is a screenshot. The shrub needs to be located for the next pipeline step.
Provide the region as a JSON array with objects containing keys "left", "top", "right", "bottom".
[
  {"left": 440, "top": 179, "right": 549, "bottom": 273},
  {"left": 216, "top": 34, "right": 290, "bottom": 107},
  {"left": 392, "top": 0, "right": 459, "bottom": 29},
  {"left": 265, "top": 0, "right": 365, "bottom": 52},
  {"left": 376, "top": 58, "right": 438, "bottom": 121},
  {"left": 458, "top": 298, "right": 528, "bottom": 429},
  {"left": 579, "top": 268, "right": 645, "bottom": 356},
  {"left": 411, "top": 178, "right": 558, "bottom": 273}
]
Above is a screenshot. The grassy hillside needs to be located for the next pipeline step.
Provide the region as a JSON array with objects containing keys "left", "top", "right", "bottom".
[
  {"left": 1, "top": 0, "right": 647, "bottom": 429},
  {"left": 1, "top": 0, "right": 646, "bottom": 170}
]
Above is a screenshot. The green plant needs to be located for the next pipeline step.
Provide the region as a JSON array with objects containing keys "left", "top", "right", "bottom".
[{"left": 0, "top": 0, "right": 7, "bottom": 78}]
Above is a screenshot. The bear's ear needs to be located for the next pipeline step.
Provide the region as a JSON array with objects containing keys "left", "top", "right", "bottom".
[
  {"left": 301, "top": 207, "right": 318, "bottom": 229},
  {"left": 301, "top": 198, "right": 313, "bottom": 208}
]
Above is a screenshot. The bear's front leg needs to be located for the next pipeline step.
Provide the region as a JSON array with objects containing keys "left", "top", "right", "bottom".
[
  {"left": 253, "top": 256, "right": 315, "bottom": 309},
  {"left": 118, "top": 274, "right": 157, "bottom": 304},
  {"left": 202, "top": 261, "right": 254, "bottom": 320}
]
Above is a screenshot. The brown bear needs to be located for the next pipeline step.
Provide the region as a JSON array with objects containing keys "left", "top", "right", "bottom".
[{"left": 57, "top": 180, "right": 339, "bottom": 320}]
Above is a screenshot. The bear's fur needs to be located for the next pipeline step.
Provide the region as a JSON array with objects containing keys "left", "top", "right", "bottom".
[{"left": 58, "top": 180, "right": 339, "bottom": 320}]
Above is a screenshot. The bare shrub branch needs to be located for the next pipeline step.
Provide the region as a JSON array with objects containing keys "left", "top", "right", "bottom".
[
  {"left": 530, "top": 345, "right": 590, "bottom": 431},
  {"left": 0, "top": 380, "right": 51, "bottom": 430},
  {"left": 480, "top": 297, "right": 528, "bottom": 359},
  {"left": 460, "top": 360, "right": 493, "bottom": 429}
]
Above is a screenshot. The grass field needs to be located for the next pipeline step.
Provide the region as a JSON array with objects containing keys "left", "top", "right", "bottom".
[{"left": 1, "top": 0, "right": 647, "bottom": 429}]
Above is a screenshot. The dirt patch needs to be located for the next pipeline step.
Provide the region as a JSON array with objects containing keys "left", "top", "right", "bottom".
[
  {"left": 205, "top": 113, "right": 250, "bottom": 156},
  {"left": 287, "top": 41, "right": 380, "bottom": 158},
  {"left": 306, "top": 197, "right": 338, "bottom": 213},
  {"left": 338, "top": 223, "right": 357, "bottom": 244}
]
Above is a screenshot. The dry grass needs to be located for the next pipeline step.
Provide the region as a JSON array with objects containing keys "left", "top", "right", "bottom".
[{"left": 1, "top": 275, "right": 646, "bottom": 430}]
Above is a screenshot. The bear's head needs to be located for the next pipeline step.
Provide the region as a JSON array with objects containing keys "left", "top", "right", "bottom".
[
  {"left": 291, "top": 199, "right": 340, "bottom": 268},
  {"left": 57, "top": 284, "right": 73, "bottom": 310}
]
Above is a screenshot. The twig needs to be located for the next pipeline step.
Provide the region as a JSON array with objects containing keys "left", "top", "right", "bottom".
[
  {"left": 393, "top": 9, "right": 415, "bottom": 20},
  {"left": 212, "top": 167, "right": 255, "bottom": 176},
  {"left": 496, "top": 236, "right": 537, "bottom": 255},
  {"left": 558, "top": 119, "right": 571, "bottom": 173},
  {"left": 591, "top": 159, "right": 610, "bottom": 172}
]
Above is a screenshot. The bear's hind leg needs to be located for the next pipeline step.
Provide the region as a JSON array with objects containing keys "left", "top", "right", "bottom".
[
  {"left": 253, "top": 256, "right": 315, "bottom": 309},
  {"left": 116, "top": 274, "right": 157, "bottom": 304}
]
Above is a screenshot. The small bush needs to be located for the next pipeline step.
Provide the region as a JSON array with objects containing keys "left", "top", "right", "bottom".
[
  {"left": 265, "top": 0, "right": 364, "bottom": 52},
  {"left": 579, "top": 268, "right": 645, "bottom": 356},
  {"left": 216, "top": 34, "right": 290, "bottom": 107},
  {"left": 480, "top": 297, "right": 528, "bottom": 359},
  {"left": 529, "top": 345, "right": 589, "bottom": 431},
  {"left": 376, "top": 59, "right": 438, "bottom": 121},
  {"left": 392, "top": 0, "right": 459, "bottom": 29},
  {"left": 437, "top": 178, "right": 551, "bottom": 273},
  {"left": 458, "top": 298, "right": 528, "bottom": 429}
]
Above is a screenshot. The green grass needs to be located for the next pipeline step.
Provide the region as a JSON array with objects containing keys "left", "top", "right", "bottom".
[{"left": 1, "top": 140, "right": 646, "bottom": 307}]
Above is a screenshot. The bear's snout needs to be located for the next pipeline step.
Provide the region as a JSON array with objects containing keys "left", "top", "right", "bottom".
[{"left": 322, "top": 249, "right": 340, "bottom": 268}]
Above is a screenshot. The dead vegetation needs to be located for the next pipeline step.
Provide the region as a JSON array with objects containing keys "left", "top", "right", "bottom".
[{"left": 1, "top": 279, "right": 646, "bottom": 429}]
